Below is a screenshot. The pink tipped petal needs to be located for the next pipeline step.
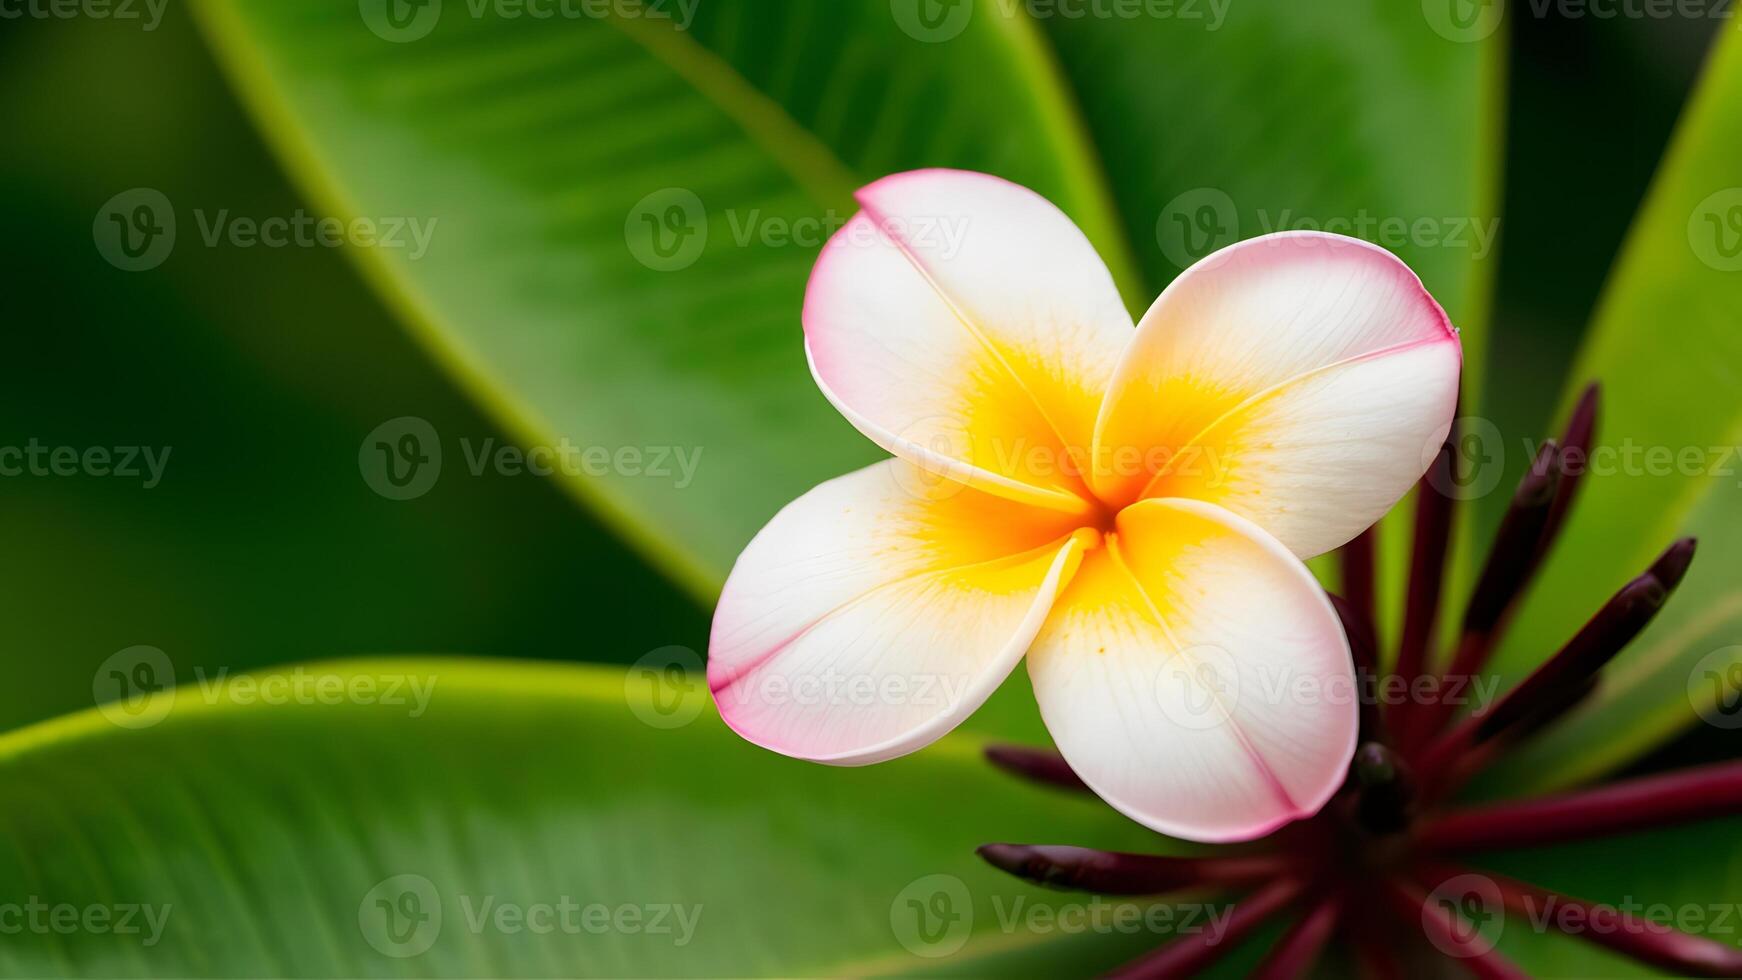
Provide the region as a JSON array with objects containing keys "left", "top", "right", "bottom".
[
  {"left": 1092, "top": 232, "right": 1461, "bottom": 556},
  {"left": 709, "top": 459, "right": 1090, "bottom": 765},
  {"left": 1026, "top": 498, "right": 1358, "bottom": 842},
  {"left": 803, "top": 169, "right": 1133, "bottom": 513}
]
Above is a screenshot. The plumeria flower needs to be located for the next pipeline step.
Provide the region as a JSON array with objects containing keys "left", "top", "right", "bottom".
[
  {"left": 708, "top": 169, "right": 1461, "bottom": 842},
  {"left": 977, "top": 387, "right": 1736, "bottom": 978}
]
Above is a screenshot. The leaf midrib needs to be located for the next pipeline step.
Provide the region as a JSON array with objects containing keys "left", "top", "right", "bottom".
[{"left": 186, "top": 0, "right": 1144, "bottom": 606}]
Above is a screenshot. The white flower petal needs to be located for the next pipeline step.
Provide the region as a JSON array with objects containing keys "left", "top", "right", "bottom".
[{"left": 1028, "top": 498, "right": 1358, "bottom": 842}]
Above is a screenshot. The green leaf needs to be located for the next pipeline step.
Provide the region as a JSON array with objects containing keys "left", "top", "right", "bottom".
[
  {"left": 1044, "top": 2, "right": 1503, "bottom": 324},
  {"left": 185, "top": 0, "right": 1136, "bottom": 603},
  {"left": 1483, "top": 28, "right": 1742, "bottom": 794},
  {"left": 0, "top": 11, "right": 703, "bottom": 734},
  {"left": 0, "top": 659, "right": 1202, "bottom": 977},
  {"left": 1480, "top": 817, "right": 1742, "bottom": 976},
  {"left": 188, "top": 2, "right": 1504, "bottom": 610}
]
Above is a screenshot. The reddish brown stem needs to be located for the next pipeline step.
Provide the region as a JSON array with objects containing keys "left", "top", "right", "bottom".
[
  {"left": 1331, "top": 595, "right": 1384, "bottom": 741},
  {"left": 1414, "top": 539, "right": 1693, "bottom": 787},
  {"left": 1341, "top": 525, "right": 1379, "bottom": 646},
  {"left": 1421, "top": 863, "right": 1742, "bottom": 978},
  {"left": 1408, "top": 442, "right": 1562, "bottom": 744},
  {"left": 1390, "top": 444, "right": 1456, "bottom": 734},
  {"left": 1420, "top": 760, "right": 1742, "bottom": 852},
  {"left": 1537, "top": 383, "right": 1600, "bottom": 560},
  {"left": 1382, "top": 878, "right": 1527, "bottom": 980},
  {"left": 983, "top": 744, "right": 1089, "bottom": 793},
  {"left": 1105, "top": 878, "right": 1302, "bottom": 980},
  {"left": 1250, "top": 893, "right": 1342, "bottom": 980},
  {"left": 1349, "top": 926, "right": 1406, "bottom": 980},
  {"left": 975, "top": 844, "right": 1287, "bottom": 896}
]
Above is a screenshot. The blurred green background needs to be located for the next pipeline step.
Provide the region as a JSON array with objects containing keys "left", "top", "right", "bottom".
[
  {"left": 3, "top": 3, "right": 1742, "bottom": 977},
  {"left": 0, "top": 10, "right": 711, "bottom": 731}
]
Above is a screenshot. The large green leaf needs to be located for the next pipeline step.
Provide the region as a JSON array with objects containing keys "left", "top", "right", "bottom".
[
  {"left": 0, "top": 11, "right": 703, "bottom": 734},
  {"left": 1484, "top": 28, "right": 1742, "bottom": 794},
  {"left": 188, "top": 1, "right": 1503, "bottom": 612},
  {"left": 6, "top": 658, "right": 1735, "bottom": 977},
  {"left": 186, "top": 0, "right": 1136, "bottom": 603},
  {"left": 0, "top": 659, "right": 1201, "bottom": 977}
]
